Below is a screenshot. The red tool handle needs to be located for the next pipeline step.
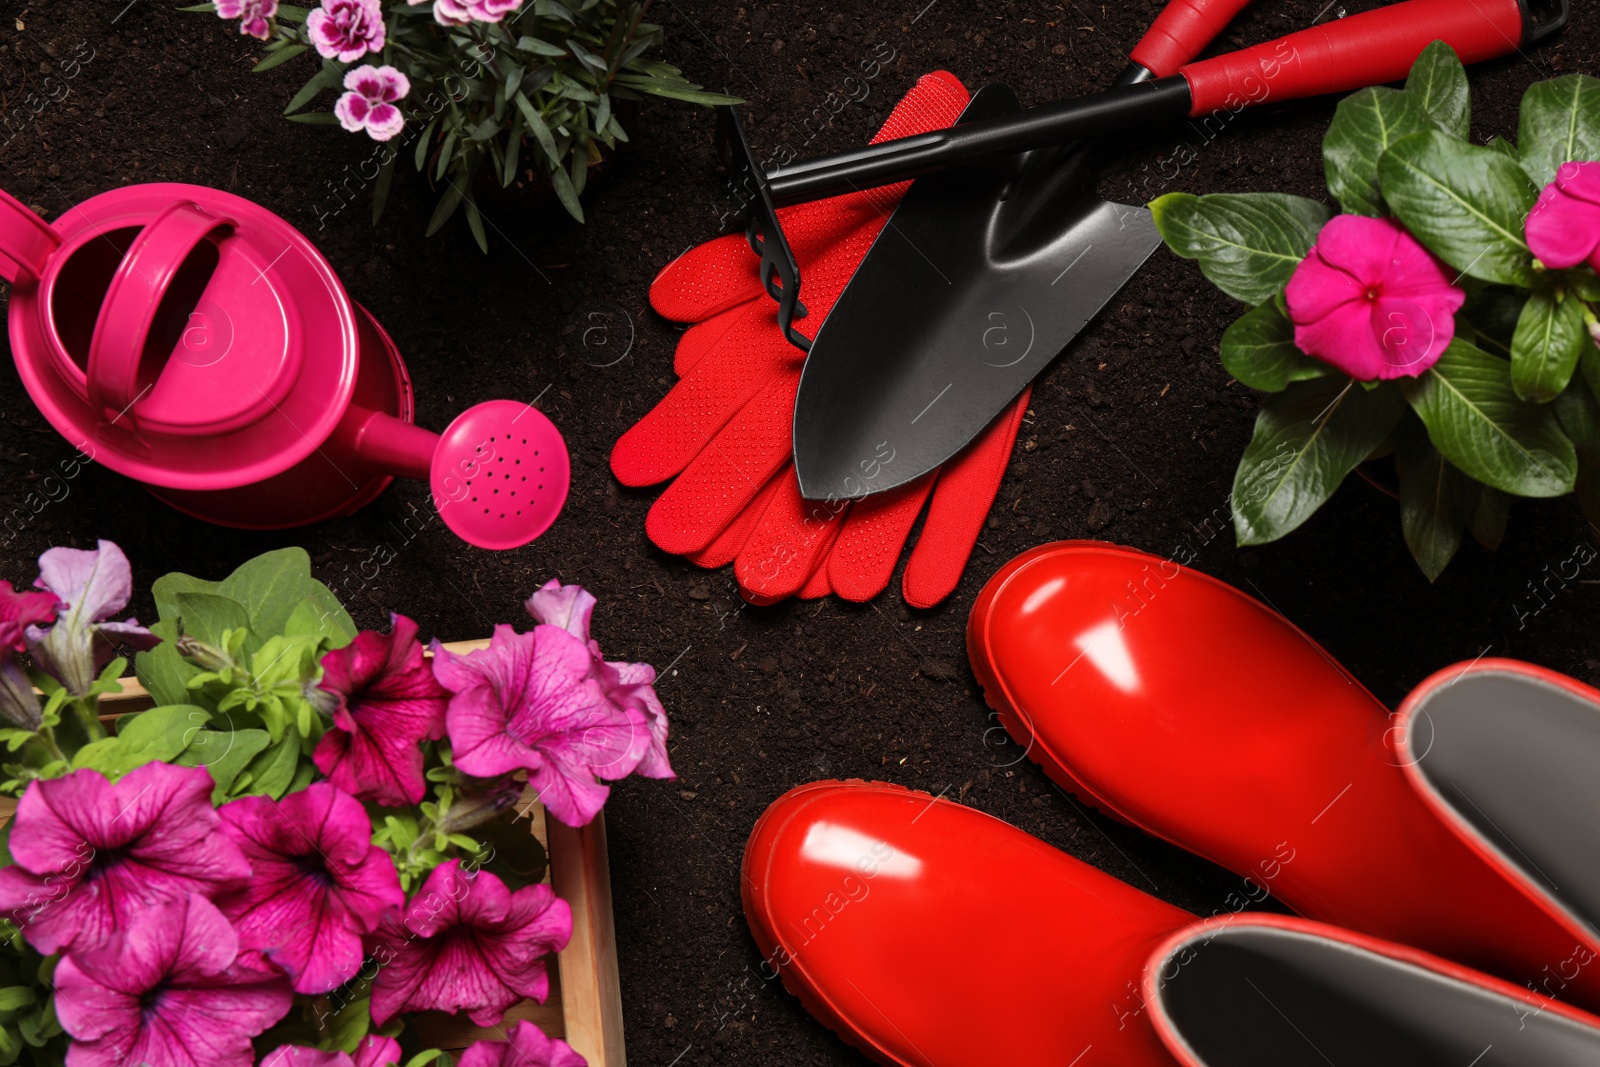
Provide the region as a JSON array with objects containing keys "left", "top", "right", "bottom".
[
  {"left": 1181, "top": 0, "right": 1525, "bottom": 116},
  {"left": 1131, "top": 0, "right": 1257, "bottom": 77},
  {"left": 85, "top": 201, "right": 234, "bottom": 422}
]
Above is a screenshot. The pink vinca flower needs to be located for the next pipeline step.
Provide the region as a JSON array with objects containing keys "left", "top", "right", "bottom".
[
  {"left": 526, "top": 580, "right": 674, "bottom": 779},
  {"left": 0, "top": 763, "right": 251, "bottom": 955},
  {"left": 307, "top": 0, "right": 385, "bottom": 61},
  {"left": 368, "top": 860, "right": 572, "bottom": 1026},
  {"left": 216, "top": 0, "right": 279, "bottom": 39},
  {"left": 1526, "top": 161, "right": 1600, "bottom": 272},
  {"left": 434, "top": 625, "right": 649, "bottom": 827},
  {"left": 313, "top": 614, "right": 447, "bottom": 806},
  {"left": 26, "top": 539, "right": 158, "bottom": 696},
  {"left": 214, "top": 783, "right": 404, "bottom": 994},
  {"left": 262, "top": 1037, "right": 401, "bottom": 1067},
  {"left": 53, "top": 894, "right": 293, "bottom": 1067},
  {"left": 458, "top": 1021, "right": 585, "bottom": 1067},
  {"left": 334, "top": 65, "right": 410, "bottom": 142},
  {"left": 1285, "top": 215, "right": 1465, "bottom": 380}
]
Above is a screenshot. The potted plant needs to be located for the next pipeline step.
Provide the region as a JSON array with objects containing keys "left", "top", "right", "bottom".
[
  {"left": 196, "top": 0, "right": 736, "bottom": 248},
  {"left": 0, "top": 540, "right": 670, "bottom": 1066},
  {"left": 1153, "top": 42, "right": 1600, "bottom": 578}
]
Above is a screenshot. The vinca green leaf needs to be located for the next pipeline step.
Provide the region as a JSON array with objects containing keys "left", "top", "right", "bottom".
[
  {"left": 1510, "top": 286, "right": 1587, "bottom": 402},
  {"left": 1232, "top": 378, "right": 1405, "bottom": 545},
  {"left": 1396, "top": 421, "right": 1475, "bottom": 581},
  {"left": 1517, "top": 74, "right": 1600, "bottom": 188},
  {"left": 1379, "top": 131, "right": 1540, "bottom": 287},
  {"left": 1323, "top": 86, "right": 1433, "bottom": 216},
  {"left": 1219, "top": 303, "right": 1329, "bottom": 392},
  {"left": 1150, "top": 192, "right": 1331, "bottom": 305},
  {"left": 1405, "top": 40, "right": 1471, "bottom": 139},
  {"left": 1401, "top": 339, "right": 1576, "bottom": 496}
]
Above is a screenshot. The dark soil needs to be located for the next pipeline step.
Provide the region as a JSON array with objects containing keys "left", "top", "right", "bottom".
[{"left": 2, "top": 1, "right": 1598, "bottom": 1063}]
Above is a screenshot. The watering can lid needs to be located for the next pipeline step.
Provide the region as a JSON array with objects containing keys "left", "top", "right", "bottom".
[{"left": 7, "top": 184, "right": 360, "bottom": 490}]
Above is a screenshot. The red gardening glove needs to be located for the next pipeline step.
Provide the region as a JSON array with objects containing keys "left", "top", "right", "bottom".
[{"left": 612, "top": 71, "right": 1030, "bottom": 608}]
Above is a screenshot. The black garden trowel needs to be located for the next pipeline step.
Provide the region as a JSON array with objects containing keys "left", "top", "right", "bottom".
[
  {"left": 792, "top": 77, "right": 1165, "bottom": 501},
  {"left": 740, "top": 0, "right": 1569, "bottom": 501}
]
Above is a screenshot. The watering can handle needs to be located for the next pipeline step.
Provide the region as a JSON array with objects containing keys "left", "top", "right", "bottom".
[
  {"left": 86, "top": 201, "right": 234, "bottom": 423},
  {"left": 0, "top": 187, "right": 60, "bottom": 286}
]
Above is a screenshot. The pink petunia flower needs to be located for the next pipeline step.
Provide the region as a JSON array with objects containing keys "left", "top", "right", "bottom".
[
  {"left": 433, "top": 625, "right": 649, "bottom": 827},
  {"left": 0, "top": 580, "right": 57, "bottom": 652},
  {"left": 262, "top": 1049, "right": 350, "bottom": 1067},
  {"left": 334, "top": 65, "right": 410, "bottom": 143},
  {"left": 313, "top": 614, "right": 447, "bottom": 807},
  {"left": 216, "top": 0, "right": 279, "bottom": 39},
  {"left": 214, "top": 783, "right": 405, "bottom": 994},
  {"left": 1526, "top": 161, "right": 1600, "bottom": 273},
  {"left": 1285, "top": 215, "right": 1465, "bottom": 380},
  {"left": 308, "top": 0, "right": 386, "bottom": 61},
  {"left": 368, "top": 860, "right": 571, "bottom": 1026},
  {"left": 457, "top": 1021, "right": 585, "bottom": 1067},
  {"left": 26, "top": 539, "right": 158, "bottom": 696},
  {"left": 261, "top": 1037, "right": 401, "bottom": 1067},
  {"left": 419, "top": 0, "right": 522, "bottom": 26},
  {"left": 0, "top": 579, "right": 57, "bottom": 730},
  {"left": 0, "top": 763, "right": 251, "bottom": 955},
  {"left": 53, "top": 894, "right": 293, "bottom": 1067},
  {"left": 352, "top": 1036, "right": 404, "bottom": 1067},
  {"left": 526, "top": 580, "right": 673, "bottom": 779}
]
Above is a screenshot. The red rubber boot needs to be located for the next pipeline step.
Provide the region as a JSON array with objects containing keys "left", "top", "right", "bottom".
[
  {"left": 743, "top": 781, "right": 1600, "bottom": 1067},
  {"left": 967, "top": 541, "right": 1600, "bottom": 1011}
]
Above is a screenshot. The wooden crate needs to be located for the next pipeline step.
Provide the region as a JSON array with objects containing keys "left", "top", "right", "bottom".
[{"left": 6, "top": 639, "right": 627, "bottom": 1067}]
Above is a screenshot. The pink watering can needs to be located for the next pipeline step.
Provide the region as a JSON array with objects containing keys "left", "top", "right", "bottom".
[{"left": 0, "top": 183, "right": 568, "bottom": 550}]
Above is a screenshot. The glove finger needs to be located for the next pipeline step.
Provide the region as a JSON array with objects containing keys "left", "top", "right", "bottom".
[
  {"left": 827, "top": 472, "right": 937, "bottom": 603},
  {"left": 674, "top": 302, "right": 752, "bottom": 377},
  {"left": 735, "top": 469, "right": 847, "bottom": 605},
  {"left": 611, "top": 299, "right": 801, "bottom": 487},
  {"left": 902, "top": 386, "right": 1031, "bottom": 609},
  {"left": 643, "top": 374, "right": 798, "bottom": 555},
  {"left": 798, "top": 561, "right": 833, "bottom": 600},
  {"left": 613, "top": 208, "right": 898, "bottom": 489},
  {"left": 649, "top": 233, "right": 764, "bottom": 323},
  {"left": 685, "top": 469, "right": 786, "bottom": 569}
]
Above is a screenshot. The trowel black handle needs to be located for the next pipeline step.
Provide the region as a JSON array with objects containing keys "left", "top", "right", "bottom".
[{"left": 765, "top": 0, "right": 1562, "bottom": 207}]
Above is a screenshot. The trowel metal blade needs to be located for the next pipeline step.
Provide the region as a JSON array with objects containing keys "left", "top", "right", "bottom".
[{"left": 792, "top": 85, "right": 1161, "bottom": 501}]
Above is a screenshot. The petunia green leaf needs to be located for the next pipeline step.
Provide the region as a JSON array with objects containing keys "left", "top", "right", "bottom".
[{"left": 240, "top": 732, "right": 301, "bottom": 799}]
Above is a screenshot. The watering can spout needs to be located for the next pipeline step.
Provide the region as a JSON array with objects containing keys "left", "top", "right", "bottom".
[
  {"left": 0, "top": 187, "right": 61, "bottom": 286},
  {"left": 336, "top": 404, "right": 438, "bottom": 482},
  {"left": 334, "top": 399, "right": 570, "bottom": 551}
]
